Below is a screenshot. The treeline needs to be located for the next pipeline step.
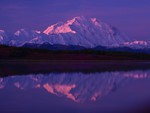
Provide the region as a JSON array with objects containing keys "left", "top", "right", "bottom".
[{"left": 0, "top": 44, "right": 150, "bottom": 60}]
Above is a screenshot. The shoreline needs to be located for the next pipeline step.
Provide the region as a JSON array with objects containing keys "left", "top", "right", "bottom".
[
  {"left": 1, "top": 59, "right": 150, "bottom": 63},
  {"left": 1, "top": 59, "right": 150, "bottom": 77}
]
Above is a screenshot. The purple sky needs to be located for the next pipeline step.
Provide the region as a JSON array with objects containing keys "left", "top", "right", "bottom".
[{"left": 0, "top": 0, "right": 150, "bottom": 40}]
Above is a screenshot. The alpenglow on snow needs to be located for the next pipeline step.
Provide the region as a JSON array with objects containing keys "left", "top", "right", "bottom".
[{"left": 0, "top": 16, "right": 147, "bottom": 48}]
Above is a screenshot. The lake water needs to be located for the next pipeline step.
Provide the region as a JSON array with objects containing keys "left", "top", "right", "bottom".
[{"left": 0, "top": 62, "right": 150, "bottom": 113}]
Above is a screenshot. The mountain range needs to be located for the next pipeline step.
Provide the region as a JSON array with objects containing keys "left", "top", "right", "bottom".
[{"left": 0, "top": 16, "right": 150, "bottom": 50}]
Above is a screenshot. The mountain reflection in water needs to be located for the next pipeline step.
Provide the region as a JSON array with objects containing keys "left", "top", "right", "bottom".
[{"left": 0, "top": 70, "right": 149, "bottom": 103}]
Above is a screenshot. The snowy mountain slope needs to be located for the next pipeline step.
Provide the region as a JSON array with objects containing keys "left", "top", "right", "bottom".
[
  {"left": 0, "top": 16, "right": 150, "bottom": 50},
  {"left": 43, "top": 16, "right": 131, "bottom": 47},
  {"left": 11, "top": 29, "right": 41, "bottom": 46},
  {"left": 0, "top": 29, "right": 43, "bottom": 46},
  {"left": 122, "top": 40, "right": 150, "bottom": 49},
  {"left": 0, "top": 30, "right": 9, "bottom": 44}
]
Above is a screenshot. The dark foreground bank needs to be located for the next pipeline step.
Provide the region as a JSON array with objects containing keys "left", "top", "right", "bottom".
[
  {"left": 1, "top": 60, "right": 150, "bottom": 77},
  {"left": 0, "top": 45, "right": 150, "bottom": 60}
]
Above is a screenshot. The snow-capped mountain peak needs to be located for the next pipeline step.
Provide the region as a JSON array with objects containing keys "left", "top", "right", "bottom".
[
  {"left": 14, "top": 29, "right": 40, "bottom": 37},
  {"left": 43, "top": 16, "right": 131, "bottom": 47},
  {"left": 9, "top": 28, "right": 42, "bottom": 46},
  {"left": 43, "top": 16, "right": 102, "bottom": 35},
  {"left": 43, "top": 17, "right": 80, "bottom": 35},
  {"left": 124, "top": 40, "right": 148, "bottom": 45},
  {"left": 122, "top": 40, "right": 150, "bottom": 49},
  {"left": 0, "top": 29, "right": 5, "bottom": 34},
  {"left": 0, "top": 29, "right": 8, "bottom": 44},
  {"left": 0, "top": 16, "right": 150, "bottom": 49}
]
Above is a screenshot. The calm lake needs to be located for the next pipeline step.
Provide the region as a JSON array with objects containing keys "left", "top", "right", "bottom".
[{"left": 0, "top": 62, "right": 150, "bottom": 113}]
